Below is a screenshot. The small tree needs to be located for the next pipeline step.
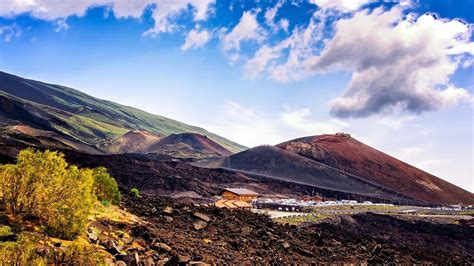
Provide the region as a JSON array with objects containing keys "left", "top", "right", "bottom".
[{"left": 92, "top": 167, "right": 120, "bottom": 205}]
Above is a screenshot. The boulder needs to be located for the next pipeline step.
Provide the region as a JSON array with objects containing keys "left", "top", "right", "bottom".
[
  {"left": 155, "top": 242, "right": 172, "bottom": 253},
  {"left": 193, "top": 212, "right": 211, "bottom": 222},
  {"left": 282, "top": 242, "right": 291, "bottom": 249},
  {"left": 163, "top": 206, "right": 173, "bottom": 215},
  {"left": 193, "top": 221, "right": 208, "bottom": 230}
]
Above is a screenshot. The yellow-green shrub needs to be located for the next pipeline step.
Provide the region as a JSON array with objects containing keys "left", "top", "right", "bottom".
[
  {"left": 0, "top": 233, "right": 46, "bottom": 265},
  {"left": 92, "top": 167, "right": 120, "bottom": 205},
  {"left": 0, "top": 149, "right": 95, "bottom": 239}
]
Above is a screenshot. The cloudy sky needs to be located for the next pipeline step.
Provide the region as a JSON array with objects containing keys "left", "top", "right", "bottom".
[{"left": 0, "top": 0, "right": 473, "bottom": 191}]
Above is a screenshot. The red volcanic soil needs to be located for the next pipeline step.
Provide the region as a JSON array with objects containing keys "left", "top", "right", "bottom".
[
  {"left": 149, "top": 133, "right": 232, "bottom": 156},
  {"left": 103, "top": 130, "right": 164, "bottom": 153},
  {"left": 277, "top": 134, "right": 474, "bottom": 205}
]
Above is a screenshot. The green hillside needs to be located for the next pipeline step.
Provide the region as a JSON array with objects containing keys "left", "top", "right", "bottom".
[{"left": 0, "top": 71, "right": 246, "bottom": 153}]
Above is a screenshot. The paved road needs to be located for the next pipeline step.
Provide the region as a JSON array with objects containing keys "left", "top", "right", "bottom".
[
  {"left": 254, "top": 209, "right": 311, "bottom": 219},
  {"left": 257, "top": 208, "right": 474, "bottom": 220}
]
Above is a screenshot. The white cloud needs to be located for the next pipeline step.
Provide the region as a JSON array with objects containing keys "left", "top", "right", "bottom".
[
  {"left": 203, "top": 102, "right": 348, "bottom": 147},
  {"left": 244, "top": 45, "right": 281, "bottom": 79},
  {"left": 242, "top": 4, "right": 473, "bottom": 117},
  {"left": 279, "top": 18, "right": 289, "bottom": 33},
  {"left": 307, "top": 8, "right": 473, "bottom": 117},
  {"left": 264, "top": 0, "right": 288, "bottom": 33},
  {"left": 221, "top": 10, "right": 265, "bottom": 52},
  {"left": 54, "top": 18, "right": 70, "bottom": 32},
  {"left": 0, "top": 0, "right": 215, "bottom": 36},
  {"left": 243, "top": 8, "right": 334, "bottom": 82},
  {"left": 144, "top": 0, "right": 214, "bottom": 36},
  {"left": 280, "top": 105, "right": 349, "bottom": 134},
  {"left": 181, "top": 28, "right": 210, "bottom": 50},
  {"left": 310, "top": 0, "right": 374, "bottom": 11},
  {"left": 0, "top": 24, "right": 21, "bottom": 42}
]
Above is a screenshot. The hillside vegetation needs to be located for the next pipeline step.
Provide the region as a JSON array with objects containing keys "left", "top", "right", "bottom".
[{"left": 0, "top": 71, "right": 245, "bottom": 154}]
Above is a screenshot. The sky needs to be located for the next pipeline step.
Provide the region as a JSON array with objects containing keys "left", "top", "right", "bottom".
[{"left": 0, "top": 0, "right": 473, "bottom": 192}]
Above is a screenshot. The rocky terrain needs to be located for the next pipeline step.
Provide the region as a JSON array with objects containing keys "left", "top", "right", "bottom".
[{"left": 91, "top": 194, "right": 474, "bottom": 264}]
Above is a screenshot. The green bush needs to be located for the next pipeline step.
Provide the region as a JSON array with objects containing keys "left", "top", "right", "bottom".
[
  {"left": 0, "top": 233, "right": 108, "bottom": 265},
  {"left": 0, "top": 149, "right": 95, "bottom": 239},
  {"left": 130, "top": 187, "right": 140, "bottom": 198},
  {"left": 100, "top": 200, "right": 110, "bottom": 207},
  {"left": 92, "top": 167, "right": 120, "bottom": 205}
]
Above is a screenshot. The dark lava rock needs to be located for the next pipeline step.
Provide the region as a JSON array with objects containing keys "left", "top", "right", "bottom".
[{"left": 155, "top": 243, "right": 172, "bottom": 253}]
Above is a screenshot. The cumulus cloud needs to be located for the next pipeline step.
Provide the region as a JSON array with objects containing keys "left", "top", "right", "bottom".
[
  {"left": 0, "top": 0, "right": 215, "bottom": 35},
  {"left": 308, "top": 8, "right": 473, "bottom": 117},
  {"left": 242, "top": 3, "right": 472, "bottom": 117},
  {"left": 221, "top": 10, "right": 265, "bottom": 52},
  {"left": 181, "top": 28, "right": 210, "bottom": 50}
]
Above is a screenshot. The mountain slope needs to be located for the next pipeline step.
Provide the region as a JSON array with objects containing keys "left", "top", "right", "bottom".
[
  {"left": 149, "top": 133, "right": 232, "bottom": 156},
  {"left": 277, "top": 134, "right": 474, "bottom": 205},
  {"left": 0, "top": 71, "right": 245, "bottom": 153},
  {"left": 102, "top": 130, "right": 165, "bottom": 154},
  {"left": 201, "top": 145, "right": 419, "bottom": 204}
]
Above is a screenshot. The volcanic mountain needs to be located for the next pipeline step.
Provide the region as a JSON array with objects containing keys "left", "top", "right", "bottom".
[
  {"left": 199, "top": 145, "right": 420, "bottom": 204},
  {"left": 277, "top": 133, "right": 474, "bottom": 205},
  {"left": 0, "top": 71, "right": 245, "bottom": 154},
  {"left": 149, "top": 133, "right": 232, "bottom": 156}
]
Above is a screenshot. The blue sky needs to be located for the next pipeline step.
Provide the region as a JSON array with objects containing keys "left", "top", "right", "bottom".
[{"left": 0, "top": 0, "right": 473, "bottom": 192}]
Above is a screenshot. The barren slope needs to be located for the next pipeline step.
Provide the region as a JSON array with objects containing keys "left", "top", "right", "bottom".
[
  {"left": 102, "top": 130, "right": 164, "bottom": 154},
  {"left": 277, "top": 134, "right": 474, "bottom": 205},
  {"left": 202, "top": 145, "right": 419, "bottom": 204},
  {"left": 149, "top": 133, "right": 233, "bottom": 156}
]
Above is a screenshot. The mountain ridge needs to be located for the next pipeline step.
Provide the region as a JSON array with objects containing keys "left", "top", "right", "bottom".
[{"left": 0, "top": 71, "right": 246, "bottom": 154}]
